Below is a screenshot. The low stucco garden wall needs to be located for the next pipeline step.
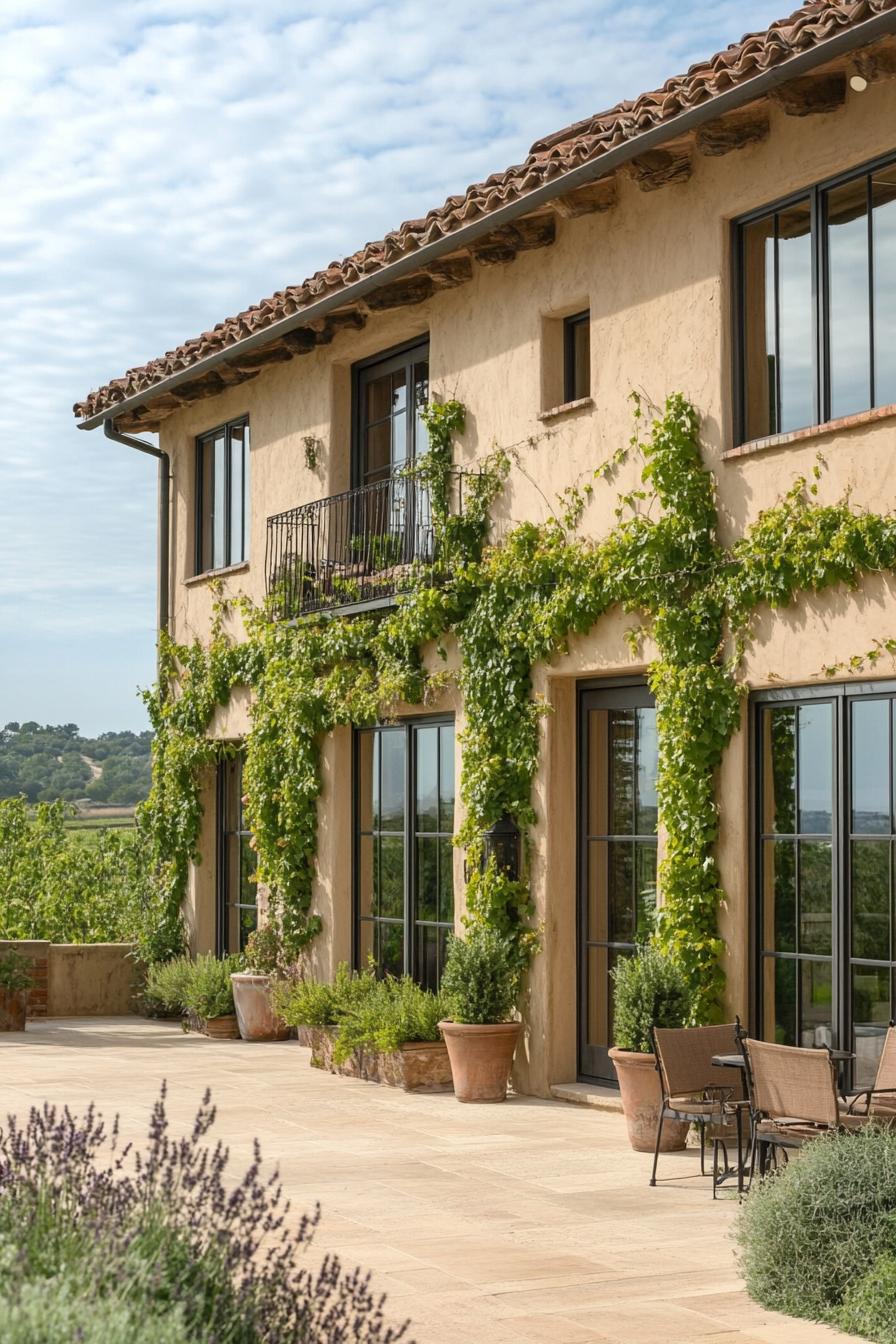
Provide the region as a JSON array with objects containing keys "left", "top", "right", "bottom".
[{"left": 0, "top": 941, "right": 140, "bottom": 1016}]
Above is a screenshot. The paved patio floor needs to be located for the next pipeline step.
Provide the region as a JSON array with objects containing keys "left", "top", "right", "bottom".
[{"left": 0, "top": 1018, "right": 854, "bottom": 1344}]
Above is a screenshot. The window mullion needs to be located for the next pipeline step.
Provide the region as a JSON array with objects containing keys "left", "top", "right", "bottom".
[
  {"left": 812, "top": 186, "right": 825, "bottom": 427},
  {"left": 405, "top": 726, "right": 414, "bottom": 979},
  {"left": 868, "top": 172, "right": 876, "bottom": 409}
]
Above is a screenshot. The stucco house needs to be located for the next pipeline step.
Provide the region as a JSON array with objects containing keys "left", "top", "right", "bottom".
[{"left": 76, "top": 1, "right": 896, "bottom": 1098}]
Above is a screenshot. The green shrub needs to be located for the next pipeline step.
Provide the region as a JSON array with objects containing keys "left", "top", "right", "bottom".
[
  {"left": 273, "top": 975, "right": 340, "bottom": 1028},
  {"left": 439, "top": 927, "right": 520, "bottom": 1025},
  {"left": 144, "top": 956, "right": 194, "bottom": 1016},
  {"left": 736, "top": 1126, "right": 896, "bottom": 1334},
  {"left": 182, "top": 954, "right": 242, "bottom": 1021},
  {"left": 0, "top": 1278, "right": 191, "bottom": 1344},
  {"left": 333, "top": 974, "right": 444, "bottom": 1063},
  {"left": 838, "top": 1254, "right": 896, "bottom": 1343},
  {"left": 274, "top": 963, "right": 443, "bottom": 1061},
  {"left": 0, "top": 949, "right": 32, "bottom": 992},
  {"left": 610, "top": 943, "right": 690, "bottom": 1053}
]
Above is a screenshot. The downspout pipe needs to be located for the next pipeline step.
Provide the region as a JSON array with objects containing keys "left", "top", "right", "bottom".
[{"left": 103, "top": 418, "right": 171, "bottom": 641}]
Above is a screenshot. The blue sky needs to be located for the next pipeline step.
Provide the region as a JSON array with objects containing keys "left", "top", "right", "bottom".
[{"left": 0, "top": 0, "right": 788, "bottom": 734}]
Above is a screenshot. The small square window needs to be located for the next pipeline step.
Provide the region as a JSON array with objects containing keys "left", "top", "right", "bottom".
[{"left": 564, "top": 311, "right": 591, "bottom": 403}]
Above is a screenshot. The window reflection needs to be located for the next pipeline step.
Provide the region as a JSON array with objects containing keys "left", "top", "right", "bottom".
[{"left": 740, "top": 155, "right": 896, "bottom": 444}]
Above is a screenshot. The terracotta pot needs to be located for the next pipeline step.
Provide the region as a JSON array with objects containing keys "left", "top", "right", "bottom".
[
  {"left": 609, "top": 1047, "right": 689, "bottom": 1153},
  {"left": 0, "top": 987, "right": 27, "bottom": 1032},
  {"left": 185, "top": 1011, "right": 241, "bottom": 1039},
  {"left": 231, "top": 973, "right": 290, "bottom": 1041},
  {"left": 439, "top": 1020, "right": 521, "bottom": 1102}
]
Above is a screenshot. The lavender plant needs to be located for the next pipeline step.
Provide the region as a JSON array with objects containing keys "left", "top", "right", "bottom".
[{"left": 0, "top": 1085, "right": 410, "bottom": 1343}]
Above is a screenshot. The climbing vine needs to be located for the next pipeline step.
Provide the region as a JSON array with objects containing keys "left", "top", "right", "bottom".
[{"left": 140, "top": 391, "right": 896, "bottom": 1025}]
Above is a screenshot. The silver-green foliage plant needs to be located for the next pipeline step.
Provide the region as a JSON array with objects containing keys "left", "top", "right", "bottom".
[
  {"left": 182, "top": 954, "right": 242, "bottom": 1021},
  {"left": 143, "top": 955, "right": 194, "bottom": 1016},
  {"left": 610, "top": 943, "right": 690, "bottom": 1053},
  {"left": 439, "top": 927, "right": 521, "bottom": 1025},
  {"left": 736, "top": 1126, "right": 896, "bottom": 1336}
]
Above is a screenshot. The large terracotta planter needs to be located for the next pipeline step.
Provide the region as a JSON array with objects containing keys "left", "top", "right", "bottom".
[
  {"left": 439, "top": 1020, "right": 521, "bottom": 1103},
  {"left": 609, "top": 1046, "right": 689, "bottom": 1153},
  {"left": 0, "top": 987, "right": 27, "bottom": 1032},
  {"left": 231, "top": 973, "right": 290, "bottom": 1042},
  {"left": 297, "top": 1025, "right": 453, "bottom": 1091}
]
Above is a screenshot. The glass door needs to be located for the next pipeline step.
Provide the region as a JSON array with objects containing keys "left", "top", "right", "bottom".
[
  {"left": 755, "top": 684, "right": 896, "bottom": 1088},
  {"left": 578, "top": 683, "right": 658, "bottom": 1082},
  {"left": 216, "top": 751, "right": 258, "bottom": 955},
  {"left": 355, "top": 718, "right": 455, "bottom": 989},
  {"left": 353, "top": 341, "right": 430, "bottom": 564}
]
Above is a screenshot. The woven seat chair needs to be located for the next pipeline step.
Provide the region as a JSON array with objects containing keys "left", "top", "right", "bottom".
[
  {"left": 843, "top": 1023, "right": 896, "bottom": 1118},
  {"left": 744, "top": 1038, "right": 878, "bottom": 1173},
  {"left": 649, "top": 1024, "right": 746, "bottom": 1188}
]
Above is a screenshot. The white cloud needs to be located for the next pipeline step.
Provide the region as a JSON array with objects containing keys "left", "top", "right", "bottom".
[{"left": 0, "top": 0, "right": 788, "bottom": 728}]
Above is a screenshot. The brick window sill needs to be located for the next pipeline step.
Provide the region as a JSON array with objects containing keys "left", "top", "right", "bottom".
[
  {"left": 184, "top": 561, "right": 249, "bottom": 588},
  {"left": 724, "top": 403, "right": 896, "bottom": 459},
  {"left": 537, "top": 396, "right": 594, "bottom": 423}
]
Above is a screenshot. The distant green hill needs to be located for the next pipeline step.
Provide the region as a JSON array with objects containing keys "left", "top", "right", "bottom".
[{"left": 0, "top": 722, "right": 152, "bottom": 806}]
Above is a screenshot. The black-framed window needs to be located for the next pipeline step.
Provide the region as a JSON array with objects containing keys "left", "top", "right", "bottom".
[
  {"left": 564, "top": 311, "right": 591, "bottom": 403},
  {"left": 353, "top": 341, "right": 429, "bottom": 488},
  {"left": 578, "top": 683, "right": 658, "bottom": 1082},
  {"left": 755, "top": 682, "right": 896, "bottom": 1088},
  {"left": 354, "top": 718, "right": 455, "bottom": 989},
  {"left": 737, "top": 152, "right": 896, "bottom": 443},
  {"left": 196, "top": 417, "right": 249, "bottom": 574},
  {"left": 216, "top": 750, "right": 257, "bottom": 954}
]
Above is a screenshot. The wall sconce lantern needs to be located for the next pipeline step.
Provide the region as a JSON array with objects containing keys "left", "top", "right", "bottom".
[{"left": 482, "top": 813, "right": 521, "bottom": 883}]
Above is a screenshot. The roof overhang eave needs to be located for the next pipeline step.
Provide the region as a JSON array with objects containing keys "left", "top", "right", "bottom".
[{"left": 77, "top": 6, "right": 896, "bottom": 433}]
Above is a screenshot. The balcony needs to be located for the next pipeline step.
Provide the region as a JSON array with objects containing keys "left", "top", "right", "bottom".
[{"left": 265, "top": 469, "right": 469, "bottom": 619}]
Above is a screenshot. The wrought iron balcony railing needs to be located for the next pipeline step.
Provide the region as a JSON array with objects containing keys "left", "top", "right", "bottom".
[{"left": 265, "top": 469, "right": 469, "bottom": 619}]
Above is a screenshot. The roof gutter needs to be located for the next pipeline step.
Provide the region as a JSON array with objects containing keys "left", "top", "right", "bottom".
[
  {"left": 104, "top": 420, "right": 171, "bottom": 641},
  {"left": 77, "top": 9, "right": 896, "bottom": 433}
]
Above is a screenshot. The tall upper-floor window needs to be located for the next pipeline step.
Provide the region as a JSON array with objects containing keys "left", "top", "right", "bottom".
[
  {"left": 195, "top": 417, "right": 249, "bottom": 574},
  {"left": 353, "top": 340, "right": 429, "bottom": 487},
  {"left": 737, "top": 154, "right": 896, "bottom": 443}
]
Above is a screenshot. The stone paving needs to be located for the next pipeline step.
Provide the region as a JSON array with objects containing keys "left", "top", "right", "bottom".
[{"left": 0, "top": 1018, "right": 853, "bottom": 1344}]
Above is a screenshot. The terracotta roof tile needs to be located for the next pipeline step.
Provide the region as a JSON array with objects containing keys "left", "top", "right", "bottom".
[{"left": 74, "top": 0, "right": 896, "bottom": 423}]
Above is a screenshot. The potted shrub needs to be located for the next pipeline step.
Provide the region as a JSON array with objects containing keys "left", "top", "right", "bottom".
[
  {"left": 183, "top": 954, "right": 242, "bottom": 1039},
  {"left": 0, "top": 948, "right": 32, "bottom": 1031},
  {"left": 274, "top": 965, "right": 453, "bottom": 1091},
  {"left": 438, "top": 927, "right": 522, "bottom": 1103},
  {"left": 231, "top": 922, "right": 291, "bottom": 1042},
  {"left": 609, "top": 943, "right": 691, "bottom": 1153}
]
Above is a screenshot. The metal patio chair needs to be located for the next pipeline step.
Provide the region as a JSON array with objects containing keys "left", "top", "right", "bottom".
[
  {"left": 843, "top": 1022, "right": 896, "bottom": 1117},
  {"left": 649, "top": 1023, "right": 747, "bottom": 1189},
  {"left": 744, "top": 1038, "right": 881, "bottom": 1174}
]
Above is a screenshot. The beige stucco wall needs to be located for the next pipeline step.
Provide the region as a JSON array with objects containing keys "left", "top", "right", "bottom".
[
  {"left": 47, "top": 944, "right": 142, "bottom": 1016},
  {"left": 159, "top": 75, "right": 896, "bottom": 1095}
]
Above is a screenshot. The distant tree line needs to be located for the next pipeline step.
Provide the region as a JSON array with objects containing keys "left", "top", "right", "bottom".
[{"left": 0, "top": 722, "right": 152, "bottom": 805}]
